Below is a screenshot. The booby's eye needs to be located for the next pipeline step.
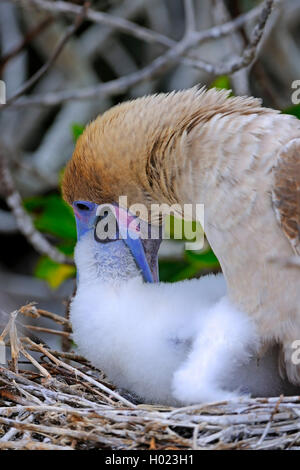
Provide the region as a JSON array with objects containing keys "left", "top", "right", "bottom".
[
  {"left": 76, "top": 203, "right": 90, "bottom": 211},
  {"left": 74, "top": 201, "right": 95, "bottom": 212},
  {"left": 94, "top": 206, "right": 119, "bottom": 243}
]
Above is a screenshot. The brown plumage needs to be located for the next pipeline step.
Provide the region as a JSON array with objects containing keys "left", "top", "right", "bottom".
[
  {"left": 62, "top": 87, "right": 300, "bottom": 385},
  {"left": 272, "top": 139, "right": 300, "bottom": 256}
]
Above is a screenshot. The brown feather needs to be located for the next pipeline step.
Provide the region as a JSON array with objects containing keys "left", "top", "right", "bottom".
[
  {"left": 62, "top": 86, "right": 270, "bottom": 212},
  {"left": 272, "top": 139, "right": 300, "bottom": 255}
]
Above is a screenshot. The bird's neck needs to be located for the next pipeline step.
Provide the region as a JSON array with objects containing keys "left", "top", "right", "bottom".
[{"left": 74, "top": 233, "right": 141, "bottom": 287}]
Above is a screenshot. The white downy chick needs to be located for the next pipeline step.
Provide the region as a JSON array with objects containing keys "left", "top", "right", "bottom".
[{"left": 71, "top": 229, "right": 298, "bottom": 406}]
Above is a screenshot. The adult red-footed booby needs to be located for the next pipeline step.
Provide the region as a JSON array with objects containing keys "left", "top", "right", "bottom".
[{"left": 63, "top": 87, "right": 300, "bottom": 389}]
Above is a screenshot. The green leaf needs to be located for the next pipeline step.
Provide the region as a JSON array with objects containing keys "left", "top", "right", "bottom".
[
  {"left": 164, "top": 215, "right": 203, "bottom": 242},
  {"left": 210, "top": 75, "right": 231, "bottom": 90},
  {"left": 24, "top": 194, "right": 77, "bottom": 241},
  {"left": 185, "top": 248, "right": 220, "bottom": 268},
  {"left": 282, "top": 104, "right": 300, "bottom": 119},
  {"left": 57, "top": 240, "right": 76, "bottom": 256},
  {"left": 158, "top": 247, "right": 220, "bottom": 283},
  {"left": 35, "top": 256, "right": 76, "bottom": 289},
  {"left": 167, "top": 263, "right": 201, "bottom": 282},
  {"left": 71, "top": 123, "right": 85, "bottom": 142},
  {"left": 158, "top": 260, "right": 189, "bottom": 282}
]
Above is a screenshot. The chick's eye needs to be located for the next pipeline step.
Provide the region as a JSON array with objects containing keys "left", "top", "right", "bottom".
[{"left": 94, "top": 208, "right": 119, "bottom": 243}]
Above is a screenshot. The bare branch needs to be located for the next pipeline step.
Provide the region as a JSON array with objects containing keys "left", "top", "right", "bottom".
[
  {"left": 15, "top": 0, "right": 173, "bottom": 48},
  {"left": 23, "top": 324, "right": 70, "bottom": 338},
  {"left": 6, "top": 2, "right": 89, "bottom": 105},
  {"left": 15, "top": 0, "right": 265, "bottom": 52},
  {"left": 184, "top": 0, "right": 275, "bottom": 75},
  {"left": 184, "top": 0, "right": 196, "bottom": 35},
  {"left": 0, "top": 150, "right": 74, "bottom": 265},
  {"left": 24, "top": 337, "right": 137, "bottom": 408},
  {"left": 225, "top": 0, "right": 274, "bottom": 74},
  {"left": 212, "top": 0, "right": 250, "bottom": 96},
  {"left": 2, "top": 1, "right": 273, "bottom": 108},
  {"left": 0, "top": 209, "right": 18, "bottom": 233},
  {"left": 20, "top": 304, "right": 72, "bottom": 328},
  {"left": 0, "top": 16, "right": 53, "bottom": 75}
]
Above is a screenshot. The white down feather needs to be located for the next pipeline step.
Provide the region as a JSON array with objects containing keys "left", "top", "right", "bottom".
[{"left": 70, "top": 231, "right": 298, "bottom": 405}]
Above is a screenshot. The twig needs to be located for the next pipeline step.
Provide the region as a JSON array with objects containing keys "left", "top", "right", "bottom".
[
  {"left": 184, "top": 0, "right": 196, "bottom": 35},
  {"left": 0, "top": 150, "right": 74, "bottom": 265},
  {"left": 185, "top": 0, "right": 274, "bottom": 75},
  {"left": 15, "top": 0, "right": 265, "bottom": 50},
  {"left": 224, "top": 0, "right": 274, "bottom": 74},
  {"left": 20, "top": 304, "right": 72, "bottom": 328},
  {"left": 6, "top": 2, "right": 90, "bottom": 104},
  {"left": 0, "top": 440, "right": 73, "bottom": 450},
  {"left": 0, "top": 209, "right": 18, "bottom": 233},
  {"left": 23, "top": 337, "right": 137, "bottom": 408},
  {"left": 19, "top": 345, "right": 51, "bottom": 379},
  {"left": 32, "top": 348, "right": 88, "bottom": 364},
  {"left": 23, "top": 325, "right": 71, "bottom": 338},
  {"left": 3, "top": 2, "right": 268, "bottom": 107},
  {"left": 212, "top": 0, "right": 250, "bottom": 96},
  {"left": 0, "top": 16, "right": 53, "bottom": 74},
  {"left": 0, "top": 415, "right": 108, "bottom": 444},
  {"left": 15, "top": 0, "right": 176, "bottom": 48}
]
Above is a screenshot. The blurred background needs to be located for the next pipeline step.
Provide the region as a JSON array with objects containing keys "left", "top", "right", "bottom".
[{"left": 0, "top": 0, "right": 299, "bottom": 347}]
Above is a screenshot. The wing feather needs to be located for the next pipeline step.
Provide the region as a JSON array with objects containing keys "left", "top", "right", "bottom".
[{"left": 272, "top": 138, "right": 300, "bottom": 255}]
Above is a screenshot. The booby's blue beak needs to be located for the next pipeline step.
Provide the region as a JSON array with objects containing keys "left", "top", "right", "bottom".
[{"left": 72, "top": 201, "right": 160, "bottom": 283}]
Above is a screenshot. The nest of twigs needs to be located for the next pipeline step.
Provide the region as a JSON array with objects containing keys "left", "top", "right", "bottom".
[{"left": 0, "top": 305, "right": 299, "bottom": 450}]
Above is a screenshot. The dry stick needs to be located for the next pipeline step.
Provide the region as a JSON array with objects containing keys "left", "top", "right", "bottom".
[
  {"left": 0, "top": 309, "right": 50, "bottom": 376},
  {"left": 16, "top": 0, "right": 264, "bottom": 50},
  {"left": 1, "top": 309, "right": 53, "bottom": 349},
  {"left": 0, "top": 416, "right": 107, "bottom": 443},
  {"left": 19, "top": 346, "right": 51, "bottom": 379},
  {"left": 23, "top": 338, "right": 137, "bottom": 408},
  {"left": 184, "top": 0, "right": 274, "bottom": 74},
  {"left": 5, "top": 1, "right": 270, "bottom": 108},
  {"left": 0, "top": 152, "right": 73, "bottom": 265},
  {"left": 6, "top": 2, "right": 90, "bottom": 105},
  {"left": 0, "top": 366, "right": 112, "bottom": 409},
  {"left": 0, "top": 17, "right": 53, "bottom": 74},
  {"left": 23, "top": 324, "right": 71, "bottom": 338},
  {"left": 39, "top": 349, "right": 87, "bottom": 363},
  {"left": 22, "top": 343, "right": 89, "bottom": 364},
  {"left": 0, "top": 404, "right": 107, "bottom": 417},
  {"left": 255, "top": 395, "right": 283, "bottom": 447},
  {"left": 35, "top": 308, "right": 72, "bottom": 327},
  {"left": 0, "top": 310, "right": 22, "bottom": 373},
  {"left": 0, "top": 411, "right": 33, "bottom": 443},
  {"left": 4, "top": 398, "right": 296, "bottom": 430},
  {"left": 183, "top": 0, "right": 196, "bottom": 34},
  {"left": 0, "top": 378, "right": 299, "bottom": 449},
  {"left": 211, "top": 0, "right": 250, "bottom": 96},
  {"left": 16, "top": 0, "right": 179, "bottom": 48},
  {"left": 222, "top": 0, "right": 274, "bottom": 74},
  {"left": 18, "top": 303, "right": 39, "bottom": 319},
  {"left": 0, "top": 440, "right": 73, "bottom": 450},
  {"left": 20, "top": 304, "right": 72, "bottom": 328}
]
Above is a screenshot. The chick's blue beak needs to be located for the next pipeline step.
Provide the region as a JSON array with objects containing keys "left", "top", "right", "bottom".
[
  {"left": 73, "top": 201, "right": 160, "bottom": 283},
  {"left": 122, "top": 232, "right": 155, "bottom": 283}
]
